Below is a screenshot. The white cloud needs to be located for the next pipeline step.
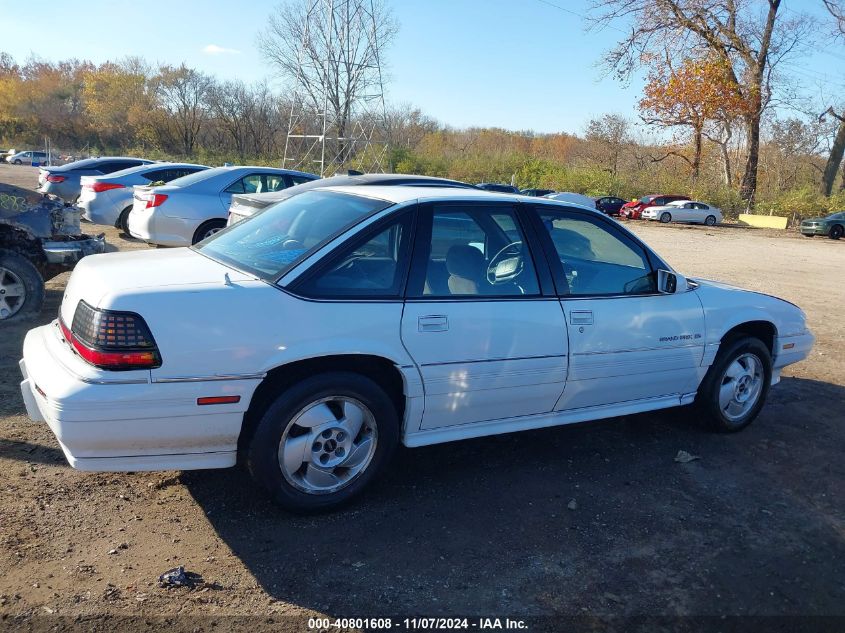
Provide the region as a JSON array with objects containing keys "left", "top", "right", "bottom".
[{"left": 202, "top": 44, "right": 241, "bottom": 55}]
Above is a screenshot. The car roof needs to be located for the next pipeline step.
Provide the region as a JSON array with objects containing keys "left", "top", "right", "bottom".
[
  {"left": 318, "top": 185, "right": 600, "bottom": 212},
  {"left": 232, "top": 173, "right": 477, "bottom": 204}
]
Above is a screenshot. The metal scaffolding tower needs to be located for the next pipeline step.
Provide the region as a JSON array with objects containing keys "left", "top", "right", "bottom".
[{"left": 282, "top": 0, "right": 390, "bottom": 177}]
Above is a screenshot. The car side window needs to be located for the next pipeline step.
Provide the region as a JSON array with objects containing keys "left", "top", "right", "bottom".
[
  {"left": 295, "top": 212, "right": 413, "bottom": 298},
  {"left": 412, "top": 205, "right": 540, "bottom": 297},
  {"left": 289, "top": 175, "right": 314, "bottom": 185},
  {"left": 534, "top": 208, "right": 656, "bottom": 296}
]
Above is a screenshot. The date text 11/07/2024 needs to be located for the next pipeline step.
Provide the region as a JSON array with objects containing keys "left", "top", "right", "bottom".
[{"left": 307, "top": 618, "right": 528, "bottom": 630}]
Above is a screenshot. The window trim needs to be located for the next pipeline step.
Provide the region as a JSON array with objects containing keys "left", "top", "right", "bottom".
[
  {"left": 526, "top": 204, "right": 665, "bottom": 299},
  {"left": 287, "top": 207, "right": 417, "bottom": 302},
  {"left": 405, "top": 201, "right": 548, "bottom": 301}
]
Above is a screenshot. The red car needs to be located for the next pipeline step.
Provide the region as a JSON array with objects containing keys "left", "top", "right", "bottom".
[{"left": 620, "top": 194, "right": 689, "bottom": 220}]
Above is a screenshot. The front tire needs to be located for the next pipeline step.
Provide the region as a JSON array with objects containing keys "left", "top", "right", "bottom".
[
  {"left": 830, "top": 224, "right": 844, "bottom": 240},
  {"left": 660, "top": 212, "right": 671, "bottom": 223},
  {"left": 695, "top": 336, "right": 772, "bottom": 432},
  {"left": 0, "top": 250, "right": 45, "bottom": 321},
  {"left": 192, "top": 219, "right": 226, "bottom": 245},
  {"left": 245, "top": 372, "right": 399, "bottom": 512}
]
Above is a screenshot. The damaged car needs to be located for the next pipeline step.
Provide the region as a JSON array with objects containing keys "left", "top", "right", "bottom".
[{"left": 0, "top": 183, "right": 105, "bottom": 321}]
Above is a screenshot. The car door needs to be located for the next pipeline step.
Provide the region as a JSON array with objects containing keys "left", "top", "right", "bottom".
[
  {"left": 528, "top": 205, "right": 705, "bottom": 410},
  {"left": 400, "top": 202, "right": 569, "bottom": 430}
]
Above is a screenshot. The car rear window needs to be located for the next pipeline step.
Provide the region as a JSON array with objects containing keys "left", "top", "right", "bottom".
[
  {"left": 195, "top": 190, "right": 392, "bottom": 280},
  {"left": 167, "top": 167, "right": 230, "bottom": 188}
]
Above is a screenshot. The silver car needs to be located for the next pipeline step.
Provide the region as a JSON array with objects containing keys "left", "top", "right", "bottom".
[
  {"left": 6, "top": 150, "right": 54, "bottom": 166},
  {"left": 78, "top": 162, "right": 209, "bottom": 233},
  {"left": 127, "top": 166, "right": 318, "bottom": 246},
  {"left": 39, "top": 157, "right": 153, "bottom": 203}
]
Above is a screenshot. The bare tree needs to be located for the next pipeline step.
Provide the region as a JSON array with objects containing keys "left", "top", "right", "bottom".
[
  {"left": 585, "top": 113, "right": 631, "bottom": 187},
  {"left": 820, "top": 0, "right": 845, "bottom": 194},
  {"left": 591, "top": 0, "right": 812, "bottom": 205},
  {"left": 258, "top": 0, "right": 397, "bottom": 163},
  {"left": 155, "top": 64, "right": 212, "bottom": 156}
]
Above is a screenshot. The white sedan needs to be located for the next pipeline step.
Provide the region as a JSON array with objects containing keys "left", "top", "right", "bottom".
[
  {"left": 19, "top": 187, "right": 813, "bottom": 511},
  {"left": 642, "top": 200, "right": 723, "bottom": 225}
]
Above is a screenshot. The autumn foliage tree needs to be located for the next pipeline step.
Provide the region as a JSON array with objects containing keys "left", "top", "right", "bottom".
[{"left": 639, "top": 55, "right": 748, "bottom": 179}]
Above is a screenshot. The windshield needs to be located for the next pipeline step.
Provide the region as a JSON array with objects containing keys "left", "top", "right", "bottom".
[{"left": 195, "top": 190, "right": 392, "bottom": 279}]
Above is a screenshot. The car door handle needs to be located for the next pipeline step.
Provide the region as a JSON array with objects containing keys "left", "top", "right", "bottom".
[
  {"left": 418, "top": 315, "right": 448, "bottom": 332},
  {"left": 569, "top": 310, "right": 593, "bottom": 325}
]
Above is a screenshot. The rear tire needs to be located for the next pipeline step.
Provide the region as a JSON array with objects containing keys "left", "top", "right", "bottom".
[
  {"left": 704, "top": 215, "right": 717, "bottom": 226},
  {"left": 245, "top": 372, "right": 399, "bottom": 512},
  {"left": 116, "top": 206, "right": 132, "bottom": 235},
  {"left": 695, "top": 336, "right": 772, "bottom": 432},
  {"left": 0, "top": 250, "right": 45, "bottom": 322},
  {"left": 192, "top": 219, "right": 226, "bottom": 245},
  {"left": 830, "top": 224, "right": 843, "bottom": 240},
  {"left": 660, "top": 212, "right": 671, "bottom": 223}
]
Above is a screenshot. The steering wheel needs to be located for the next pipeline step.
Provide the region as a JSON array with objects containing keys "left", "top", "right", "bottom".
[{"left": 486, "top": 240, "right": 525, "bottom": 285}]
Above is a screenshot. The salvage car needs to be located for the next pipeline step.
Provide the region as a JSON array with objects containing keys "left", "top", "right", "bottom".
[
  {"left": 19, "top": 187, "right": 814, "bottom": 511},
  {"left": 642, "top": 200, "right": 723, "bottom": 225},
  {"left": 800, "top": 211, "right": 845, "bottom": 239},
  {"left": 128, "top": 166, "right": 318, "bottom": 246},
  {"left": 39, "top": 157, "right": 153, "bottom": 203},
  {"left": 79, "top": 162, "right": 209, "bottom": 234},
  {"left": 226, "top": 173, "right": 478, "bottom": 226},
  {"left": 1, "top": 183, "right": 104, "bottom": 321}
]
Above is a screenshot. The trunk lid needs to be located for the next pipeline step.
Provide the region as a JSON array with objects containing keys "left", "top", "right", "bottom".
[{"left": 59, "top": 248, "right": 255, "bottom": 325}]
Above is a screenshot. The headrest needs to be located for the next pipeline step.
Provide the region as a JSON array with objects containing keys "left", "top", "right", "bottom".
[{"left": 446, "top": 244, "right": 484, "bottom": 279}]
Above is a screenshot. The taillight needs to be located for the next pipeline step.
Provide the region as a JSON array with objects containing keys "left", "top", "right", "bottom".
[
  {"left": 60, "top": 301, "right": 161, "bottom": 370},
  {"left": 86, "top": 182, "right": 125, "bottom": 193},
  {"left": 145, "top": 193, "right": 168, "bottom": 209},
  {"left": 46, "top": 174, "right": 66, "bottom": 183}
]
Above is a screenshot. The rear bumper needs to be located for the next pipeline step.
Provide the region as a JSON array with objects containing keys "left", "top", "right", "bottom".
[
  {"left": 127, "top": 209, "right": 194, "bottom": 247},
  {"left": 39, "top": 180, "right": 80, "bottom": 203},
  {"left": 42, "top": 234, "right": 106, "bottom": 266},
  {"left": 19, "top": 323, "right": 258, "bottom": 472},
  {"left": 79, "top": 192, "right": 127, "bottom": 226}
]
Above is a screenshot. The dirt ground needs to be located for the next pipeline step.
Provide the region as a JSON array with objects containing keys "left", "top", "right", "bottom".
[{"left": 1, "top": 164, "right": 843, "bottom": 630}]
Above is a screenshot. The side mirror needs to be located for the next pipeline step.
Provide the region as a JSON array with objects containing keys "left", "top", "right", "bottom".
[{"left": 657, "top": 269, "right": 688, "bottom": 294}]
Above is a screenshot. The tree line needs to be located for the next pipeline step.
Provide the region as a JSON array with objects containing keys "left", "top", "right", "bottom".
[{"left": 2, "top": 0, "right": 845, "bottom": 218}]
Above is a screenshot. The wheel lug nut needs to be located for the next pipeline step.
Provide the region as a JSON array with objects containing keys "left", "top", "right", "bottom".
[{"left": 336, "top": 447, "right": 345, "bottom": 458}]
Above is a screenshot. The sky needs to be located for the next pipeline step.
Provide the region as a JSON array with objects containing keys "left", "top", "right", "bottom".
[{"left": 1, "top": 0, "right": 844, "bottom": 135}]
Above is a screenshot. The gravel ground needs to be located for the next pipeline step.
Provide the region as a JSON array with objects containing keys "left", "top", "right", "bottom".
[{"left": 1, "top": 164, "right": 843, "bottom": 630}]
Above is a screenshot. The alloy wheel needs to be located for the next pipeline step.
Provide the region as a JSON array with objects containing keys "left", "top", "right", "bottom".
[
  {"left": 718, "top": 353, "right": 764, "bottom": 422},
  {"left": 0, "top": 266, "right": 26, "bottom": 319},
  {"left": 278, "top": 396, "right": 378, "bottom": 495}
]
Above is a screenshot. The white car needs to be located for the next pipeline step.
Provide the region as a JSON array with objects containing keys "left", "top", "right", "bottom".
[
  {"left": 642, "top": 200, "right": 723, "bottom": 225},
  {"left": 19, "top": 187, "right": 814, "bottom": 511},
  {"left": 127, "top": 166, "right": 318, "bottom": 246},
  {"left": 78, "top": 163, "right": 209, "bottom": 233}
]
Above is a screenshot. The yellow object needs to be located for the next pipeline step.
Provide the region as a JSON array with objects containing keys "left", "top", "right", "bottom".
[{"left": 737, "top": 214, "right": 788, "bottom": 229}]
